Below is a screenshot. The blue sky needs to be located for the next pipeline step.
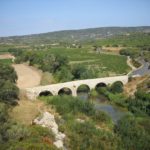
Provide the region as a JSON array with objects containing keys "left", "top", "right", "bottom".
[{"left": 0, "top": 0, "right": 150, "bottom": 36}]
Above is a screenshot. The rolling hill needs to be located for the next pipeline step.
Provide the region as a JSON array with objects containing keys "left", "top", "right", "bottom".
[{"left": 0, "top": 26, "right": 150, "bottom": 45}]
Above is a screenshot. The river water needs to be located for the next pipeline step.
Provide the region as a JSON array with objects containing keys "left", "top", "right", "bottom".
[{"left": 78, "top": 92, "right": 127, "bottom": 123}]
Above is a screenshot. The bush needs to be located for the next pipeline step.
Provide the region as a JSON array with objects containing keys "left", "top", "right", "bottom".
[
  {"left": 0, "top": 103, "right": 8, "bottom": 123},
  {"left": 110, "top": 81, "right": 123, "bottom": 93},
  {"left": 89, "top": 89, "right": 99, "bottom": 99},
  {"left": 92, "top": 111, "right": 111, "bottom": 124},
  {"left": 55, "top": 66, "right": 73, "bottom": 82},
  {"left": 0, "top": 63, "right": 17, "bottom": 83},
  {"left": 0, "top": 80, "right": 19, "bottom": 104},
  {"left": 120, "top": 48, "right": 140, "bottom": 58},
  {"left": 67, "top": 121, "right": 121, "bottom": 150},
  {"left": 6, "top": 124, "right": 30, "bottom": 141},
  {"left": 30, "top": 125, "right": 55, "bottom": 140},
  {"left": 42, "top": 96, "right": 95, "bottom": 117},
  {"left": 116, "top": 115, "right": 150, "bottom": 150},
  {"left": 128, "top": 90, "right": 150, "bottom": 116}
]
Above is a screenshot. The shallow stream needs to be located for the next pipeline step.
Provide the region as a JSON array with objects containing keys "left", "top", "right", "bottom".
[{"left": 78, "top": 92, "right": 127, "bottom": 123}]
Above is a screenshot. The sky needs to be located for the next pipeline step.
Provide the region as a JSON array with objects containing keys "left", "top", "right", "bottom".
[{"left": 0, "top": 0, "right": 150, "bottom": 37}]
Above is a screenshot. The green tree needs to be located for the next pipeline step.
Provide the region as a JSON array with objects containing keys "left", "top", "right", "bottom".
[
  {"left": 110, "top": 81, "right": 123, "bottom": 93},
  {"left": 0, "top": 80, "right": 19, "bottom": 104},
  {"left": 55, "top": 66, "right": 73, "bottom": 82},
  {"left": 0, "top": 63, "right": 17, "bottom": 83}
]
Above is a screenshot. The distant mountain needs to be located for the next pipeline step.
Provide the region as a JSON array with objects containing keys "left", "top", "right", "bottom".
[{"left": 0, "top": 26, "right": 150, "bottom": 45}]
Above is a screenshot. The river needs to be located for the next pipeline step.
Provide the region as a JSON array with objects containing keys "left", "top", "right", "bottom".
[{"left": 78, "top": 92, "right": 127, "bottom": 123}]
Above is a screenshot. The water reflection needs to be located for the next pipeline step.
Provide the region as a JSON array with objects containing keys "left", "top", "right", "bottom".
[{"left": 78, "top": 92, "right": 127, "bottom": 123}]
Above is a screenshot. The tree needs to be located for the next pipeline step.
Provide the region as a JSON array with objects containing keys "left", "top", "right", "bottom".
[
  {"left": 55, "top": 66, "right": 73, "bottom": 82},
  {"left": 52, "top": 54, "right": 69, "bottom": 73},
  {"left": 0, "top": 80, "right": 19, "bottom": 104},
  {"left": 0, "top": 63, "right": 17, "bottom": 83},
  {"left": 110, "top": 81, "right": 123, "bottom": 93},
  {"left": 72, "top": 65, "right": 86, "bottom": 79}
]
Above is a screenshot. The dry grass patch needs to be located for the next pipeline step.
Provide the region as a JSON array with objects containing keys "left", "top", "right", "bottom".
[
  {"left": 102, "top": 46, "right": 124, "bottom": 54},
  {"left": 10, "top": 90, "right": 54, "bottom": 125}
]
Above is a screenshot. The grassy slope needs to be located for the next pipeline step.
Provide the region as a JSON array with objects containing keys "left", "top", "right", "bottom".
[{"left": 93, "top": 33, "right": 150, "bottom": 47}]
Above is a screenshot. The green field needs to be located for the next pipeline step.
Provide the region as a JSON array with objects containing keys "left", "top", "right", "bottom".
[{"left": 48, "top": 48, "right": 130, "bottom": 75}]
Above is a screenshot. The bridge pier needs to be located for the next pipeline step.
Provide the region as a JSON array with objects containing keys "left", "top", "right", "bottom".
[{"left": 72, "top": 89, "right": 77, "bottom": 97}]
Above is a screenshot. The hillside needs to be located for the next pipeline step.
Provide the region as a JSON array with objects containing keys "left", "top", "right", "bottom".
[{"left": 0, "top": 26, "right": 150, "bottom": 45}]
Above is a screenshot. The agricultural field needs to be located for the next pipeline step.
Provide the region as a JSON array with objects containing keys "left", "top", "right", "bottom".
[{"left": 48, "top": 48, "right": 129, "bottom": 74}]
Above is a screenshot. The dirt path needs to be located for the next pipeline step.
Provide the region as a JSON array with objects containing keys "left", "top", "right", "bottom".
[
  {"left": 0, "top": 53, "right": 15, "bottom": 60},
  {"left": 11, "top": 64, "right": 54, "bottom": 125},
  {"left": 126, "top": 56, "right": 137, "bottom": 71},
  {"left": 124, "top": 76, "right": 148, "bottom": 96},
  {"left": 12, "top": 64, "right": 42, "bottom": 89}
]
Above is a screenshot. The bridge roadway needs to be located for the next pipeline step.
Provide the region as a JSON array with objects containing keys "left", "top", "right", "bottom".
[{"left": 26, "top": 75, "right": 128, "bottom": 100}]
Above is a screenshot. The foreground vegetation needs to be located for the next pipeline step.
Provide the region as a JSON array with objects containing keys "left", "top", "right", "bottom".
[
  {"left": 0, "top": 61, "right": 58, "bottom": 150},
  {"left": 40, "top": 93, "right": 150, "bottom": 150},
  {"left": 1, "top": 60, "right": 149, "bottom": 149}
]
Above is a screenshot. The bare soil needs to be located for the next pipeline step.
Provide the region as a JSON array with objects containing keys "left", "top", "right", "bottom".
[
  {"left": 0, "top": 53, "right": 15, "bottom": 59},
  {"left": 11, "top": 64, "right": 55, "bottom": 124},
  {"left": 124, "top": 76, "right": 148, "bottom": 96},
  {"left": 12, "top": 64, "right": 42, "bottom": 89}
]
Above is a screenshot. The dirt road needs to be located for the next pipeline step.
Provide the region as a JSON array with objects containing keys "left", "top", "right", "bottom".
[
  {"left": 124, "top": 76, "right": 148, "bottom": 96},
  {"left": 12, "top": 64, "right": 41, "bottom": 89}
]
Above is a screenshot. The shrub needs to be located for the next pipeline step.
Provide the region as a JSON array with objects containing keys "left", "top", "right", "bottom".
[
  {"left": 0, "top": 80, "right": 19, "bottom": 104},
  {"left": 0, "top": 103, "right": 8, "bottom": 123},
  {"left": 92, "top": 111, "right": 111, "bottom": 124},
  {"left": 116, "top": 115, "right": 150, "bottom": 150},
  {"left": 0, "top": 63, "right": 17, "bottom": 83},
  {"left": 110, "top": 81, "right": 123, "bottom": 93},
  {"left": 6, "top": 124, "right": 30, "bottom": 141},
  {"left": 43, "top": 96, "right": 95, "bottom": 117},
  {"left": 67, "top": 121, "right": 120, "bottom": 150}
]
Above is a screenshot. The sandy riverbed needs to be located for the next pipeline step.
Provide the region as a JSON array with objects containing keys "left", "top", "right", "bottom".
[{"left": 12, "top": 64, "right": 41, "bottom": 89}]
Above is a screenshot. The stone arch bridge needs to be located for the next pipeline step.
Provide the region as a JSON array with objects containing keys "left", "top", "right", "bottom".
[{"left": 26, "top": 75, "right": 128, "bottom": 100}]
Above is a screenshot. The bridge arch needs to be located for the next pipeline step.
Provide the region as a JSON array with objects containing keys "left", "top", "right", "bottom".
[
  {"left": 77, "top": 84, "right": 90, "bottom": 94},
  {"left": 95, "top": 82, "right": 107, "bottom": 91},
  {"left": 112, "top": 81, "right": 124, "bottom": 86},
  {"left": 58, "top": 87, "right": 72, "bottom": 95},
  {"left": 39, "top": 90, "right": 53, "bottom": 97}
]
